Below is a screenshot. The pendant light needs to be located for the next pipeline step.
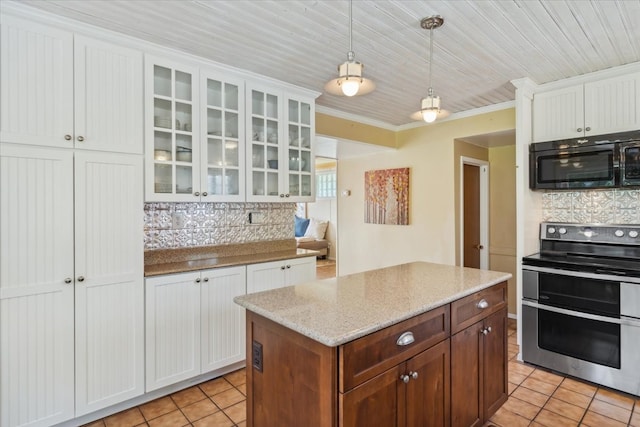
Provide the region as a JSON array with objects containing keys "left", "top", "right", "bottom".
[
  {"left": 324, "top": 0, "right": 375, "bottom": 97},
  {"left": 418, "top": 15, "right": 444, "bottom": 123}
]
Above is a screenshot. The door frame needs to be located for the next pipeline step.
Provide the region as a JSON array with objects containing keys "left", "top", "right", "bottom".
[{"left": 459, "top": 157, "right": 489, "bottom": 269}]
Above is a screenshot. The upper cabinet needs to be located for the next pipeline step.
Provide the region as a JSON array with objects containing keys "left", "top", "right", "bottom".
[
  {"left": 533, "top": 72, "right": 640, "bottom": 142},
  {"left": 0, "top": 16, "right": 143, "bottom": 153},
  {"left": 246, "top": 84, "right": 315, "bottom": 202}
]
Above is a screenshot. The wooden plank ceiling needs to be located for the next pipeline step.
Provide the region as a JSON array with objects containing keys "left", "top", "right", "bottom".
[{"left": 12, "top": 0, "right": 640, "bottom": 126}]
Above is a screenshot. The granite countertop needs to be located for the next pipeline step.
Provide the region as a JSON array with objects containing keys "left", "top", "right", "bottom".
[
  {"left": 234, "top": 261, "right": 512, "bottom": 347},
  {"left": 145, "top": 239, "right": 319, "bottom": 277}
]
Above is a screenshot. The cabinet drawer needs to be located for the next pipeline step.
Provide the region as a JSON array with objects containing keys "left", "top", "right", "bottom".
[
  {"left": 451, "top": 282, "right": 507, "bottom": 334},
  {"left": 339, "top": 305, "right": 449, "bottom": 392}
]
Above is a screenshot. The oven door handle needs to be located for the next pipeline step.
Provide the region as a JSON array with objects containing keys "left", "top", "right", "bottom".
[
  {"left": 522, "top": 300, "right": 640, "bottom": 327},
  {"left": 522, "top": 265, "right": 640, "bottom": 284}
]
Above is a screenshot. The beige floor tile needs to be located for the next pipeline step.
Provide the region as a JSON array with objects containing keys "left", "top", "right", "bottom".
[
  {"left": 489, "top": 406, "right": 531, "bottom": 427},
  {"left": 511, "top": 386, "right": 549, "bottom": 407},
  {"left": 533, "top": 408, "right": 578, "bottom": 427},
  {"left": 521, "top": 377, "right": 558, "bottom": 396},
  {"left": 83, "top": 420, "right": 105, "bottom": 427},
  {"left": 199, "top": 377, "right": 234, "bottom": 397},
  {"left": 182, "top": 398, "right": 220, "bottom": 423},
  {"left": 171, "top": 386, "right": 207, "bottom": 408},
  {"left": 135, "top": 423, "right": 149, "bottom": 427},
  {"left": 630, "top": 410, "right": 640, "bottom": 427},
  {"left": 581, "top": 410, "right": 627, "bottom": 427},
  {"left": 192, "top": 411, "right": 234, "bottom": 427},
  {"left": 210, "top": 387, "right": 245, "bottom": 409},
  {"left": 223, "top": 400, "right": 246, "bottom": 424},
  {"left": 104, "top": 408, "right": 146, "bottom": 427},
  {"left": 147, "top": 409, "right": 189, "bottom": 427},
  {"left": 588, "top": 398, "right": 632, "bottom": 424},
  {"left": 236, "top": 422, "right": 247, "bottom": 427},
  {"left": 542, "top": 397, "right": 585, "bottom": 421},
  {"left": 508, "top": 382, "right": 518, "bottom": 395},
  {"left": 559, "top": 377, "right": 597, "bottom": 397},
  {"left": 508, "top": 371, "right": 528, "bottom": 385},
  {"left": 553, "top": 386, "right": 593, "bottom": 409},
  {"left": 139, "top": 397, "right": 178, "bottom": 421},
  {"left": 594, "top": 388, "right": 635, "bottom": 410},
  {"left": 237, "top": 383, "right": 247, "bottom": 396},
  {"left": 529, "top": 369, "right": 564, "bottom": 386},
  {"left": 223, "top": 368, "right": 246, "bottom": 387},
  {"left": 501, "top": 396, "right": 541, "bottom": 420},
  {"left": 508, "top": 361, "right": 535, "bottom": 377}
]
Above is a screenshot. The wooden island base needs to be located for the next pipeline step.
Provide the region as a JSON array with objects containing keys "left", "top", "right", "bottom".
[{"left": 245, "top": 281, "right": 508, "bottom": 427}]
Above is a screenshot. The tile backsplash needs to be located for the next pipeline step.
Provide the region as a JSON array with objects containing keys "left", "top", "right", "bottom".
[
  {"left": 144, "top": 202, "right": 296, "bottom": 250},
  {"left": 542, "top": 189, "right": 640, "bottom": 224}
]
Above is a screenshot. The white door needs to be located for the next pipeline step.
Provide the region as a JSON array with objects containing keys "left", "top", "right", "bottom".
[
  {"left": 74, "top": 152, "right": 144, "bottom": 415},
  {"left": 145, "top": 272, "right": 201, "bottom": 391},
  {"left": 285, "top": 257, "right": 317, "bottom": 286},
  {"left": 74, "top": 36, "right": 143, "bottom": 154},
  {"left": 584, "top": 73, "right": 640, "bottom": 136},
  {"left": 200, "top": 266, "right": 246, "bottom": 372},
  {"left": 0, "top": 144, "right": 75, "bottom": 427},
  {"left": 0, "top": 16, "right": 74, "bottom": 148},
  {"left": 532, "top": 85, "right": 584, "bottom": 142},
  {"left": 246, "top": 260, "right": 285, "bottom": 293}
]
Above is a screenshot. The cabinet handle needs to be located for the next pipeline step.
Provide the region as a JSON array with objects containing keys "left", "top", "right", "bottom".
[
  {"left": 286, "top": 265, "right": 291, "bottom": 269},
  {"left": 77, "top": 135, "right": 84, "bottom": 142},
  {"left": 194, "top": 192, "right": 200, "bottom": 196},
  {"left": 400, "top": 374, "right": 410, "bottom": 384},
  {"left": 396, "top": 331, "right": 415, "bottom": 346},
  {"left": 409, "top": 371, "right": 418, "bottom": 380},
  {"left": 64, "top": 134, "right": 72, "bottom": 141},
  {"left": 77, "top": 276, "right": 85, "bottom": 282},
  {"left": 285, "top": 194, "right": 290, "bottom": 198},
  {"left": 195, "top": 278, "right": 201, "bottom": 283},
  {"left": 64, "top": 278, "right": 72, "bottom": 284},
  {"left": 577, "top": 127, "right": 583, "bottom": 132},
  {"left": 481, "top": 326, "right": 492, "bottom": 336},
  {"left": 476, "top": 299, "right": 489, "bottom": 309},
  {"left": 280, "top": 194, "right": 285, "bottom": 198},
  {"left": 280, "top": 266, "right": 286, "bottom": 270},
  {"left": 202, "top": 192, "right": 208, "bottom": 196},
  {"left": 203, "top": 277, "right": 209, "bottom": 282},
  {"left": 585, "top": 126, "right": 591, "bottom": 132}
]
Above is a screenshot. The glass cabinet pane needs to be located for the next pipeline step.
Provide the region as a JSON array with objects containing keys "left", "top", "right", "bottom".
[
  {"left": 176, "top": 165, "right": 192, "bottom": 193},
  {"left": 154, "top": 66, "right": 171, "bottom": 97},
  {"left": 225, "top": 84, "right": 238, "bottom": 110},
  {"left": 207, "top": 80, "right": 222, "bottom": 107},
  {"left": 175, "top": 71, "right": 192, "bottom": 101}
]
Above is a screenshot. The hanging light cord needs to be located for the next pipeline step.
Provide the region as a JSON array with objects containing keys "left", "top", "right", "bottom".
[
  {"left": 428, "top": 26, "right": 433, "bottom": 92},
  {"left": 348, "top": 0, "right": 354, "bottom": 61}
]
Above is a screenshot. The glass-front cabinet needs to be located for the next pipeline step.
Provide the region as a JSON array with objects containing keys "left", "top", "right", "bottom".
[
  {"left": 246, "top": 84, "right": 315, "bottom": 202},
  {"left": 145, "top": 57, "right": 199, "bottom": 201}
]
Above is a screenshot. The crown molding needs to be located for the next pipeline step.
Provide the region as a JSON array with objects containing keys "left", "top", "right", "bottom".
[
  {"left": 395, "top": 101, "right": 515, "bottom": 132},
  {"left": 315, "top": 105, "right": 398, "bottom": 131}
]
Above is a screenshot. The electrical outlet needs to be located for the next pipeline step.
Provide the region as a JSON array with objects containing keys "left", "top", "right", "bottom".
[
  {"left": 172, "top": 212, "right": 186, "bottom": 228},
  {"left": 248, "top": 211, "right": 266, "bottom": 224},
  {"left": 252, "top": 340, "right": 263, "bottom": 372}
]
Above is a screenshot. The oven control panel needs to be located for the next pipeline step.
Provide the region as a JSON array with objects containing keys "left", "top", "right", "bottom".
[{"left": 541, "top": 222, "right": 640, "bottom": 245}]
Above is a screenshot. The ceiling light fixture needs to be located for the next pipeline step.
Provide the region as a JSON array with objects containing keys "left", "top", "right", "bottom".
[
  {"left": 418, "top": 15, "right": 444, "bottom": 123},
  {"left": 324, "top": 0, "right": 375, "bottom": 97}
]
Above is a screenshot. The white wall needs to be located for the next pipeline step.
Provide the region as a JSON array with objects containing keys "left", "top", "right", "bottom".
[{"left": 306, "top": 198, "right": 337, "bottom": 260}]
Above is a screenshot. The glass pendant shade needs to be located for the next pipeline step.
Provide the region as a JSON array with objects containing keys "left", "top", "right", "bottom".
[
  {"left": 421, "top": 94, "right": 440, "bottom": 123},
  {"left": 338, "top": 61, "right": 363, "bottom": 96}
]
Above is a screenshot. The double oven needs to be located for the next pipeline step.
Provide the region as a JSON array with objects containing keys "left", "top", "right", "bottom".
[{"left": 522, "top": 223, "right": 640, "bottom": 396}]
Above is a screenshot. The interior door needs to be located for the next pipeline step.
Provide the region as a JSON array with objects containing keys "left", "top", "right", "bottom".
[{"left": 463, "top": 164, "right": 481, "bottom": 268}]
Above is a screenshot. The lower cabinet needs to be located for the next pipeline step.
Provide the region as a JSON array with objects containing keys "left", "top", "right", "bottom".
[
  {"left": 145, "top": 266, "right": 246, "bottom": 391},
  {"left": 246, "top": 256, "right": 316, "bottom": 293}
]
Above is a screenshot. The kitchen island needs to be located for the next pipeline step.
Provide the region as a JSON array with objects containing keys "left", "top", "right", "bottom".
[{"left": 234, "top": 261, "right": 512, "bottom": 427}]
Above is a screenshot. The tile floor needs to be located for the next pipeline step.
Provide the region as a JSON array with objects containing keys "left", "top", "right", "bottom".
[
  {"left": 85, "top": 319, "right": 640, "bottom": 427},
  {"left": 316, "top": 258, "right": 336, "bottom": 280}
]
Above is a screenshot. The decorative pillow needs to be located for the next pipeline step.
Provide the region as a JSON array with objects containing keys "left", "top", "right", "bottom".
[
  {"left": 294, "top": 215, "right": 310, "bottom": 237},
  {"left": 304, "top": 218, "right": 329, "bottom": 240}
]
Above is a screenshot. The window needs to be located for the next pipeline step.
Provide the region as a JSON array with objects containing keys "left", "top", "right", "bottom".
[{"left": 316, "top": 170, "right": 336, "bottom": 198}]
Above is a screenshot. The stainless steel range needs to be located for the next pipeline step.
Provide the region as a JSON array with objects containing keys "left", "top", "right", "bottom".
[{"left": 522, "top": 222, "right": 640, "bottom": 396}]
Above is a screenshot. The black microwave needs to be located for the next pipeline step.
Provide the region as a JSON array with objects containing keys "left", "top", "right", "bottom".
[{"left": 530, "top": 131, "right": 640, "bottom": 190}]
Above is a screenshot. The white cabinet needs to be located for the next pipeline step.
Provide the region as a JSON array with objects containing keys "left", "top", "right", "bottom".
[
  {"left": 0, "top": 144, "right": 144, "bottom": 426},
  {"left": 533, "top": 73, "right": 640, "bottom": 142},
  {"left": 246, "top": 83, "right": 315, "bottom": 202},
  {"left": 145, "top": 266, "right": 246, "bottom": 391},
  {"left": 0, "top": 16, "right": 143, "bottom": 153},
  {"left": 246, "top": 257, "right": 316, "bottom": 294}
]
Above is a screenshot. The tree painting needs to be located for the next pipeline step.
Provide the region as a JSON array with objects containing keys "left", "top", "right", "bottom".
[{"left": 365, "top": 167, "right": 409, "bottom": 225}]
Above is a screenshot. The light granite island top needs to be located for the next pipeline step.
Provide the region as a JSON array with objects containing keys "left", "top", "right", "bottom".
[{"left": 234, "top": 261, "right": 512, "bottom": 347}]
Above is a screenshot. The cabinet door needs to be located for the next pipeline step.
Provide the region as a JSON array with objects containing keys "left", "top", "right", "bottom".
[
  {"left": 246, "top": 84, "right": 283, "bottom": 201},
  {"left": 285, "top": 97, "right": 315, "bottom": 201},
  {"left": 145, "top": 272, "right": 201, "bottom": 391},
  {"left": 450, "top": 321, "right": 483, "bottom": 427},
  {"left": 0, "top": 16, "right": 74, "bottom": 147},
  {"left": 0, "top": 144, "right": 75, "bottom": 427},
  {"left": 201, "top": 70, "right": 245, "bottom": 201},
  {"left": 74, "top": 36, "right": 143, "bottom": 154},
  {"left": 405, "top": 339, "right": 450, "bottom": 427},
  {"left": 340, "top": 365, "right": 402, "bottom": 427},
  {"left": 532, "top": 85, "right": 584, "bottom": 142},
  {"left": 482, "top": 308, "right": 508, "bottom": 421},
  {"left": 584, "top": 73, "right": 640, "bottom": 136},
  {"left": 74, "top": 152, "right": 144, "bottom": 415},
  {"left": 145, "top": 56, "right": 200, "bottom": 202},
  {"left": 201, "top": 266, "right": 246, "bottom": 372},
  {"left": 285, "top": 256, "right": 317, "bottom": 286},
  {"left": 246, "top": 260, "right": 285, "bottom": 293}
]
